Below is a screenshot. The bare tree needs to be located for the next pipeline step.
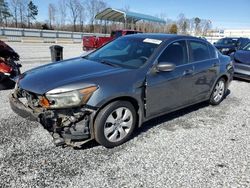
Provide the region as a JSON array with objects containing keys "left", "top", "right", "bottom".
[
  {"left": 194, "top": 17, "right": 201, "bottom": 35},
  {"left": 122, "top": 5, "right": 130, "bottom": 12},
  {"left": 86, "top": 0, "right": 107, "bottom": 32},
  {"left": 58, "top": 0, "right": 67, "bottom": 28},
  {"left": 201, "top": 19, "right": 212, "bottom": 36},
  {"left": 48, "top": 3, "right": 56, "bottom": 29},
  {"left": 67, "top": 0, "right": 81, "bottom": 32},
  {"left": 177, "top": 13, "right": 190, "bottom": 34},
  {"left": 17, "top": 0, "right": 28, "bottom": 28},
  {"left": 78, "top": 1, "right": 85, "bottom": 32},
  {"left": 10, "top": 0, "right": 27, "bottom": 27},
  {"left": 9, "top": 0, "right": 19, "bottom": 27}
]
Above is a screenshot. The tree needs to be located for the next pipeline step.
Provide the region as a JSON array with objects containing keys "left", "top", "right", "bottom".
[
  {"left": 177, "top": 13, "right": 189, "bottom": 34},
  {"left": 86, "top": 0, "right": 107, "bottom": 32},
  {"left": 58, "top": 0, "right": 67, "bottom": 28},
  {"left": 0, "top": 0, "right": 12, "bottom": 26},
  {"left": 194, "top": 17, "right": 201, "bottom": 35},
  {"left": 27, "top": 0, "right": 38, "bottom": 28},
  {"left": 10, "top": 0, "right": 18, "bottom": 27},
  {"left": 48, "top": 3, "right": 56, "bottom": 29},
  {"left": 201, "top": 20, "right": 212, "bottom": 36},
  {"left": 169, "top": 23, "right": 178, "bottom": 34},
  {"left": 17, "top": 0, "right": 28, "bottom": 28},
  {"left": 41, "top": 23, "right": 49, "bottom": 30},
  {"left": 122, "top": 5, "right": 130, "bottom": 12},
  {"left": 67, "top": 0, "right": 81, "bottom": 32},
  {"left": 78, "top": 2, "right": 85, "bottom": 32}
]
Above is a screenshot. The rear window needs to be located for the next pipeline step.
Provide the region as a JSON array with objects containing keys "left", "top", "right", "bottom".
[{"left": 189, "top": 41, "right": 210, "bottom": 62}]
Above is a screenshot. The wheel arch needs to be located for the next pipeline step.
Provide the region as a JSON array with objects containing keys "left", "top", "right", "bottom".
[
  {"left": 90, "top": 96, "right": 144, "bottom": 139},
  {"left": 209, "top": 74, "right": 229, "bottom": 97}
]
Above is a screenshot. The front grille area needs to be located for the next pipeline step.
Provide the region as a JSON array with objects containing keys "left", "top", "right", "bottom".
[{"left": 16, "top": 87, "right": 40, "bottom": 107}]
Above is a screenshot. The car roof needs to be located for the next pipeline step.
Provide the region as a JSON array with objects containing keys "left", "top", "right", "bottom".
[{"left": 122, "top": 33, "right": 202, "bottom": 42}]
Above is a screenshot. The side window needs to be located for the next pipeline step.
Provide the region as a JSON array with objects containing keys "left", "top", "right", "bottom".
[
  {"left": 158, "top": 40, "right": 188, "bottom": 66},
  {"left": 189, "top": 41, "right": 210, "bottom": 62},
  {"left": 208, "top": 44, "right": 218, "bottom": 59}
]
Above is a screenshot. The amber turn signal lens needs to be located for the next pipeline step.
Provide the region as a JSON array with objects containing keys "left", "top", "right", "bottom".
[
  {"left": 79, "top": 86, "right": 98, "bottom": 103},
  {"left": 39, "top": 97, "right": 50, "bottom": 108},
  {"left": 79, "top": 86, "right": 98, "bottom": 94}
]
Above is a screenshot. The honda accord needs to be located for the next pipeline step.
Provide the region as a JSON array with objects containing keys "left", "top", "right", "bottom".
[{"left": 9, "top": 34, "right": 234, "bottom": 148}]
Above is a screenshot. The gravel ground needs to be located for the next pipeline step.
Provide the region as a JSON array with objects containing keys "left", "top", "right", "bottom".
[{"left": 0, "top": 43, "right": 250, "bottom": 188}]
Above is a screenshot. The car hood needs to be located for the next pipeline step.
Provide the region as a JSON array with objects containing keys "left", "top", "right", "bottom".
[
  {"left": 18, "top": 57, "right": 127, "bottom": 94},
  {"left": 234, "top": 50, "right": 250, "bottom": 65}
]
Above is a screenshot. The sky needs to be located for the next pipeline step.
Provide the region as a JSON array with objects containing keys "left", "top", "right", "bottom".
[{"left": 32, "top": 0, "right": 250, "bottom": 29}]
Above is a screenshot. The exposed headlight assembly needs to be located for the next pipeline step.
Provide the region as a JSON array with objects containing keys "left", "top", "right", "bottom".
[{"left": 40, "top": 86, "right": 98, "bottom": 109}]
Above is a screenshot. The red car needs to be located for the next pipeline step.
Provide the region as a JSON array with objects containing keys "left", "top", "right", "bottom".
[
  {"left": 82, "top": 30, "right": 142, "bottom": 51},
  {"left": 0, "top": 40, "right": 21, "bottom": 89}
]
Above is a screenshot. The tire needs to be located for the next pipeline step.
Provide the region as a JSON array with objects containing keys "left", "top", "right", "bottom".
[
  {"left": 94, "top": 101, "right": 137, "bottom": 148},
  {"left": 0, "top": 78, "right": 15, "bottom": 90},
  {"left": 209, "top": 78, "right": 226, "bottom": 105}
]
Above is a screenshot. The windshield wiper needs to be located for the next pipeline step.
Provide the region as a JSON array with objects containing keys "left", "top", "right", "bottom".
[{"left": 99, "top": 60, "right": 120, "bottom": 67}]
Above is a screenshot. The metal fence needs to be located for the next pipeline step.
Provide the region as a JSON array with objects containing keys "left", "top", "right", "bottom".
[
  {"left": 0, "top": 27, "right": 225, "bottom": 44},
  {"left": 0, "top": 27, "right": 109, "bottom": 43}
]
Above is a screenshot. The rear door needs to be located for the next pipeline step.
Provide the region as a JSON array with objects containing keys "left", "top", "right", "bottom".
[
  {"left": 187, "top": 40, "right": 219, "bottom": 101},
  {"left": 146, "top": 40, "right": 196, "bottom": 118}
]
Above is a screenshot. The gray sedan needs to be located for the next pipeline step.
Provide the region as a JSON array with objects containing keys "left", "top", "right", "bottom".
[
  {"left": 231, "top": 42, "right": 250, "bottom": 81},
  {"left": 9, "top": 34, "right": 234, "bottom": 148}
]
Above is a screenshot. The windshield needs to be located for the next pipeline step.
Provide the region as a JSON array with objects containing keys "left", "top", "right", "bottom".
[
  {"left": 84, "top": 37, "right": 160, "bottom": 69},
  {"left": 216, "top": 38, "right": 238, "bottom": 45},
  {"left": 243, "top": 43, "right": 250, "bottom": 51}
]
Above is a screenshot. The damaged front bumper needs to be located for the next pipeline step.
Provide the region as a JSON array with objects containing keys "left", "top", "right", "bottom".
[{"left": 9, "top": 92, "right": 97, "bottom": 147}]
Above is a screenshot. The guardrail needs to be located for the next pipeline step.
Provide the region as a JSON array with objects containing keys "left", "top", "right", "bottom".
[
  {"left": 0, "top": 27, "right": 109, "bottom": 43},
  {"left": 0, "top": 27, "right": 223, "bottom": 44}
]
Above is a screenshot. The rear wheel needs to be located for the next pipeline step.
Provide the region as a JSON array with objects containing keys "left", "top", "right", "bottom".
[
  {"left": 209, "top": 78, "right": 226, "bottom": 105},
  {"left": 94, "top": 101, "right": 137, "bottom": 148}
]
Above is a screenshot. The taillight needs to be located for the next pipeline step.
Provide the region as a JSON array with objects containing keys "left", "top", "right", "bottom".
[{"left": 0, "top": 62, "right": 12, "bottom": 73}]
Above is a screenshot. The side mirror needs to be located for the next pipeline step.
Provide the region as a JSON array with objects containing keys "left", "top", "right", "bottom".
[{"left": 156, "top": 62, "right": 176, "bottom": 72}]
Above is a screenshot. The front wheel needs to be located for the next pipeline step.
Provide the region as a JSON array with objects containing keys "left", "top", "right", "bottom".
[
  {"left": 94, "top": 101, "right": 137, "bottom": 148},
  {"left": 209, "top": 78, "right": 226, "bottom": 105}
]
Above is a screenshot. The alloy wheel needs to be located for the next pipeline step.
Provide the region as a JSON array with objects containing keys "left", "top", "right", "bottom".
[
  {"left": 104, "top": 107, "right": 133, "bottom": 143},
  {"left": 213, "top": 80, "right": 225, "bottom": 103}
]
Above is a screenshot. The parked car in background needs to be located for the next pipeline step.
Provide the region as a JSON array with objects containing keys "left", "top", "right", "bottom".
[
  {"left": 231, "top": 42, "right": 250, "bottom": 80},
  {"left": 82, "top": 30, "right": 142, "bottom": 51},
  {"left": 214, "top": 37, "right": 250, "bottom": 55},
  {"left": 10, "top": 34, "right": 233, "bottom": 148},
  {"left": 0, "top": 40, "right": 21, "bottom": 90}
]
